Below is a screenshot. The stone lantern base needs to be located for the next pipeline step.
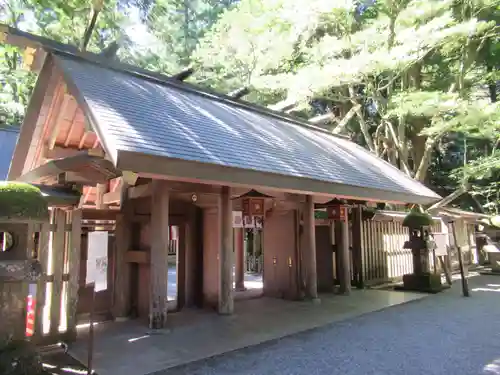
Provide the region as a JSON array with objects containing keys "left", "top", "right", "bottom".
[{"left": 396, "top": 272, "right": 447, "bottom": 293}]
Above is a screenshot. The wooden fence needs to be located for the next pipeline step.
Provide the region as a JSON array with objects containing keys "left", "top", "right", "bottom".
[
  {"left": 358, "top": 218, "right": 476, "bottom": 286},
  {"left": 31, "top": 207, "right": 82, "bottom": 343}
]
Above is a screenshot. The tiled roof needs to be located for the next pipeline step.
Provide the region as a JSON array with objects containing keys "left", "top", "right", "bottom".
[
  {"left": 56, "top": 54, "right": 440, "bottom": 202},
  {"left": 0, "top": 128, "right": 19, "bottom": 180}
]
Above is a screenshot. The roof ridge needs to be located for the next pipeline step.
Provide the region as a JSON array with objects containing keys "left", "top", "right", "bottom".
[
  {"left": 0, "top": 24, "right": 349, "bottom": 139},
  {"left": 53, "top": 50, "right": 349, "bottom": 140}
]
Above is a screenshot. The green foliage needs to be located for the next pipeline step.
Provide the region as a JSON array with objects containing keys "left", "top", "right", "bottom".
[
  {"left": 0, "top": 182, "right": 49, "bottom": 221},
  {"left": 0, "top": 45, "right": 36, "bottom": 129},
  {"left": 402, "top": 210, "right": 433, "bottom": 228},
  {"left": 0, "top": 0, "right": 498, "bottom": 212}
]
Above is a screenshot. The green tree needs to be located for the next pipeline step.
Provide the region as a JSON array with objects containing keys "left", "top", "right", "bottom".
[{"left": 195, "top": 0, "right": 499, "bottom": 212}]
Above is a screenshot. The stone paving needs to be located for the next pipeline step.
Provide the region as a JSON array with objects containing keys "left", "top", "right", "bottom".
[
  {"left": 154, "top": 275, "right": 500, "bottom": 375},
  {"left": 71, "top": 287, "right": 423, "bottom": 375}
]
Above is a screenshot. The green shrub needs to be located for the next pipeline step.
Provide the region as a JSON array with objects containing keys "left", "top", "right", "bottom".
[
  {"left": 0, "top": 182, "right": 49, "bottom": 221},
  {"left": 402, "top": 211, "right": 433, "bottom": 228}
]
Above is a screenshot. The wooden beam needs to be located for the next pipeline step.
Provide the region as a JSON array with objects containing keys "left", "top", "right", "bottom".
[
  {"left": 122, "top": 171, "right": 138, "bottom": 186},
  {"left": 88, "top": 146, "right": 105, "bottom": 158},
  {"left": 64, "top": 171, "right": 110, "bottom": 185},
  {"left": 103, "top": 190, "right": 121, "bottom": 205},
  {"left": 228, "top": 87, "right": 250, "bottom": 99},
  {"left": 48, "top": 93, "right": 71, "bottom": 150},
  {"left": 268, "top": 98, "right": 297, "bottom": 112},
  {"left": 95, "top": 183, "right": 108, "bottom": 210},
  {"left": 79, "top": 187, "right": 92, "bottom": 208},
  {"left": 82, "top": 208, "right": 119, "bottom": 221},
  {"left": 128, "top": 183, "right": 152, "bottom": 199},
  {"left": 42, "top": 146, "right": 82, "bottom": 160},
  {"left": 149, "top": 180, "right": 170, "bottom": 328},
  {"left": 308, "top": 112, "right": 336, "bottom": 125},
  {"left": 171, "top": 67, "right": 194, "bottom": 81},
  {"left": 125, "top": 250, "right": 150, "bottom": 264},
  {"left": 427, "top": 184, "right": 470, "bottom": 212}
]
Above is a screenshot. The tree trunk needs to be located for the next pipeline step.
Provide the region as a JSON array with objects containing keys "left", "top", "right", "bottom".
[
  {"left": 486, "top": 65, "right": 497, "bottom": 103},
  {"left": 348, "top": 86, "right": 375, "bottom": 152},
  {"left": 414, "top": 138, "right": 436, "bottom": 182}
]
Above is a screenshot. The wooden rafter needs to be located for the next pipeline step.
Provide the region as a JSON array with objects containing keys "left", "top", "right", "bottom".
[
  {"left": 78, "top": 132, "right": 89, "bottom": 149},
  {"left": 63, "top": 100, "right": 79, "bottom": 147},
  {"left": 48, "top": 93, "right": 71, "bottom": 150}
]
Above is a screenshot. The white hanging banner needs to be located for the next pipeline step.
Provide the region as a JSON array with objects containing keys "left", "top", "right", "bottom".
[
  {"left": 243, "top": 215, "right": 254, "bottom": 228},
  {"left": 86, "top": 231, "right": 109, "bottom": 292},
  {"left": 253, "top": 216, "right": 263, "bottom": 229},
  {"left": 433, "top": 233, "right": 448, "bottom": 257},
  {"left": 232, "top": 211, "right": 243, "bottom": 228}
]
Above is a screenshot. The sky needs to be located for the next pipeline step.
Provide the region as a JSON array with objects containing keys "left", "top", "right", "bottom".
[{"left": 3, "top": 3, "right": 156, "bottom": 51}]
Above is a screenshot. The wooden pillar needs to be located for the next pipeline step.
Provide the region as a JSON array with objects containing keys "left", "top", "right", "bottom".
[
  {"left": 352, "top": 205, "right": 363, "bottom": 288},
  {"left": 184, "top": 205, "right": 197, "bottom": 307},
  {"left": 50, "top": 209, "right": 66, "bottom": 335},
  {"left": 113, "top": 184, "right": 132, "bottom": 320},
  {"left": 338, "top": 215, "right": 351, "bottom": 295},
  {"left": 35, "top": 222, "right": 50, "bottom": 337},
  {"left": 149, "top": 180, "right": 170, "bottom": 328},
  {"left": 66, "top": 208, "right": 82, "bottom": 339},
  {"left": 177, "top": 223, "right": 186, "bottom": 310},
  {"left": 234, "top": 228, "right": 245, "bottom": 291},
  {"left": 219, "top": 186, "right": 234, "bottom": 315},
  {"left": 304, "top": 195, "right": 318, "bottom": 300}
]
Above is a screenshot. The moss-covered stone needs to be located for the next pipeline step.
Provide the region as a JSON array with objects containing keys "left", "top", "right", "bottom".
[
  {"left": 0, "top": 182, "right": 49, "bottom": 221},
  {"left": 401, "top": 272, "right": 444, "bottom": 293},
  {"left": 402, "top": 210, "right": 433, "bottom": 228}
]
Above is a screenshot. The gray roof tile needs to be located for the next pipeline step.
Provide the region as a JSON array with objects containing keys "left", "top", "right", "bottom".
[{"left": 56, "top": 55, "right": 439, "bottom": 200}]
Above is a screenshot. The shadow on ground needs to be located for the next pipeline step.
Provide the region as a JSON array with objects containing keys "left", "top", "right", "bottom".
[{"left": 42, "top": 352, "right": 93, "bottom": 375}]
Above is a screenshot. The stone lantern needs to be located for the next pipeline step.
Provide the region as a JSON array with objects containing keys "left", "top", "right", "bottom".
[
  {"left": 0, "top": 182, "right": 48, "bottom": 340},
  {"left": 401, "top": 210, "right": 443, "bottom": 292}
]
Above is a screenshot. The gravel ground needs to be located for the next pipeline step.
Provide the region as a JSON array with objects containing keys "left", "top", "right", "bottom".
[{"left": 159, "top": 275, "right": 500, "bottom": 375}]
